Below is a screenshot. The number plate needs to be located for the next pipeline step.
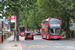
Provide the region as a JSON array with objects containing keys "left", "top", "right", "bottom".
[
  {"left": 54, "top": 36, "right": 57, "bottom": 37},
  {"left": 28, "top": 35, "right": 31, "bottom": 37}
]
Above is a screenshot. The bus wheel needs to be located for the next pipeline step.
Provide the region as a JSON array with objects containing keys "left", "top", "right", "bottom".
[
  {"left": 46, "top": 35, "right": 49, "bottom": 40},
  {"left": 42, "top": 35, "right": 44, "bottom": 39},
  {"left": 46, "top": 35, "right": 47, "bottom": 39},
  {"left": 32, "top": 38, "right": 34, "bottom": 40},
  {"left": 25, "top": 38, "right": 27, "bottom": 40}
]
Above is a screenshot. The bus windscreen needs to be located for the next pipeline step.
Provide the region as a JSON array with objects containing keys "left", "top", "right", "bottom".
[
  {"left": 49, "top": 28, "right": 61, "bottom": 35},
  {"left": 20, "top": 27, "right": 24, "bottom": 32},
  {"left": 49, "top": 18, "right": 61, "bottom": 35}
]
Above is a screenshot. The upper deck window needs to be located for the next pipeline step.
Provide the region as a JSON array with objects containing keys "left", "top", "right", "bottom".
[{"left": 50, "top": 18, "right": 60, "bottom": 24}]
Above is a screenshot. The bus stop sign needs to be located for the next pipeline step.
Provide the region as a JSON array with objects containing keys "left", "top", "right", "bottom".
[
  {"left": 11, "top": 15, "right": 15, "bottom": 23},
  {"left": 11, "top": 16, "right": 15, "bottom": 19}
]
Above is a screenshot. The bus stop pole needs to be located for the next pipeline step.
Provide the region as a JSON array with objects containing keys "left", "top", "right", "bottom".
[
  {"left": 15, "top": 16, "right": 16, "bottom": 32},
  {"left": 14, "top": 16, "right": 17, "bottom": 46},
  {"left": 15, "top": 16, "right": 16, "bottom": 39},
  {"left": 74, "top": 29, "right": 75, "bottom": 38},
  {"left": 14, "top": 16, "right": 16, "bottom": 41}
]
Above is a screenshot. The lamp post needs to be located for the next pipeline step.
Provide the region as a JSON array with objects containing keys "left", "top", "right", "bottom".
[{"left": 2, "top": 0, "right": 4, "bottom": 43}]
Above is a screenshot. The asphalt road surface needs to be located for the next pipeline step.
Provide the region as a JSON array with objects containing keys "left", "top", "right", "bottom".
[{"left": 19, "top": 35, "right": 75, "bottom": 50}]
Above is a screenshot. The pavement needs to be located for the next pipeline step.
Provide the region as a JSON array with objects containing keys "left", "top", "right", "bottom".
[
  {"left": 62, "top": 37, "right": 75, "bottom": 41},
  {"left": 0, "top": 35, "right": 22, "bottom": 50},
  {"left": 0, "top": 35, "right": 75, "bottom": 50},
  {"left": 70, "top": 38, "right": 75, "bottom": 40}
]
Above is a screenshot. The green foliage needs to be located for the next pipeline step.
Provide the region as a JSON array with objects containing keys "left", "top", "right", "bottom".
[
  {"left": 0, "top": 2, "right": 2, "bottom": 11},
  {"left": 4, "top": 33, "right": 6, "bottom": 35},
  {"left": 5, "top": 0, "right": 75, "bottom": 38},
  {"left": 19, "top": 0, "right": 75, "bottom": 31},
  {"left": 62, "top": 32, "right": 66, "bottom": 37}
]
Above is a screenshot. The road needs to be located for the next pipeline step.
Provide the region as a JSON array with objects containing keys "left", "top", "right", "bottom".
[{"left": 19, "top": 35, "right": 75, "bottom": 50}]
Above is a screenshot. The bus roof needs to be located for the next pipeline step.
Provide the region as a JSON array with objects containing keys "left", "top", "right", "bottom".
[
  {"left": 19, "top": 26, "right": 25, "bottom": 27},
  {"left": 42, "top": 17, "right": 61, "bottom": 21},
  {"left": 42, "top": 18, "right": 49, "bottom": 21}
]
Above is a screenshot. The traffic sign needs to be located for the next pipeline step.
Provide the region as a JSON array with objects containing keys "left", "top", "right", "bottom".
[{"left": 0, "top": 19, "right": 5, "bottom": 21}]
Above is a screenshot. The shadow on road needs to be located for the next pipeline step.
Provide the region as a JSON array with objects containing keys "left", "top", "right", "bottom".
[{"left": 43, "top": 38, "right": 75, "bottom": 41}]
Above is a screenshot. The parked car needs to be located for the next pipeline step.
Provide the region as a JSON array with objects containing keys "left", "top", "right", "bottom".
[
  {"left": 25, "top": 31, "right": 27, "bottom": 33},
  {"left": 35, "top": 32, "right": 38, "bottom": 35},
  {"left": 25, "top": 32, "right": 34, "bottom": 40},
  {"left": 36, "top": 32, "right": 41, "bottom": 35},
  {"left": 32, "top": 32, "right": 36, "bottom": 35}
]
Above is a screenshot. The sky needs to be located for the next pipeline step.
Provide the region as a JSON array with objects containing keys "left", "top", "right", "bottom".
[
  {"left": 0, "top": 0, "right": 1, "bottom": 2},
  {"left": 0, "top": 0, "right": 6, "bottom": 2}
]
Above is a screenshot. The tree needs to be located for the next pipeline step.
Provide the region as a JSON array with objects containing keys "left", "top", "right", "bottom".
[
  {"left": 5, "top": 0, "right": 75, "bottom": 38},
  {"left": 57, "top": 0, "right": 75, "bottom": 38},
  {"left": 20, "top": 0, "right": 64, "bottom": 30},
  {"left": 5, "top": 0, "right": 23, "bottom": 40}
]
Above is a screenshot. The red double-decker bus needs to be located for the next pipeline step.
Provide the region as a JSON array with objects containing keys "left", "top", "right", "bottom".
[
  {"left": 19, "top": 26, "right": 25, "bottom": 36},
  {"left": 41, "top": 17, "right": 62, "bottom": 39}
]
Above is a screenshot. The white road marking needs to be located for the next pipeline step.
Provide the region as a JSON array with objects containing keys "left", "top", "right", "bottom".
[
  {"left": 65, "top": 46, "right": 75, "bottom": 49},
  {"left": 55, "top": 43, "right": 62, "bottom": 45},
  {"left": 54, "top": 46, "right": 75, "bottom": 49}
]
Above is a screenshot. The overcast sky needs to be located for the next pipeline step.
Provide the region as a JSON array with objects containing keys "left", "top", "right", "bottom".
[
  {"left": 0, "top": 0, "right": 1, "bottom": 2},
  {"left": 0, "top": 0, "right": 6, "bottom": 2}
]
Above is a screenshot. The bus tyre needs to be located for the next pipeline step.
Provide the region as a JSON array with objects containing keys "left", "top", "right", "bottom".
[
  {"left": 46, "top": 35, "right": 49, "bottom": 40},
  {"left": 21, "top": 36, "right": 22, "bottom": 37},
  {"left": 42, "top": 35, "right": 44, "bottom": 39},
  {"left": 32, "top": 38, "right": 34, "bottom": 40},
  {"left": 46, "top": 35, "right": 47, "bottom": 39},
  {"left": 25, "top": 38, "right": 27, "bottom": 40}
]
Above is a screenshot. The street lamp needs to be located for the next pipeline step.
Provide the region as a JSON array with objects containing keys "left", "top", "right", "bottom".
[{"left": 2, "top": 0, "right": 4, "bottom": 43}]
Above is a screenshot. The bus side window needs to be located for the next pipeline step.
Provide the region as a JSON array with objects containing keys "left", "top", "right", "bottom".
[
  {"left": 42, "top": 29, "right": 45, "bottom": 33},
  {"left": 49, "top": 27, "right": 50, "bottom": 33}
]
